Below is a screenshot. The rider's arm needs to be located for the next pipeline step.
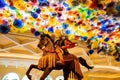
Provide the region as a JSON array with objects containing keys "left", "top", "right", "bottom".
[{"left": 62, "top": 39, "right": 75, "bottom": 49}]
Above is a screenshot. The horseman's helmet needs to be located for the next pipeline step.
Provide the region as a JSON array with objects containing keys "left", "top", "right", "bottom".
[{"left": 60, "top": 34, "right": 68, "bottom": 40}]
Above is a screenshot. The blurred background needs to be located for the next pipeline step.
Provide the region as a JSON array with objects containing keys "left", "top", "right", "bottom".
[{"left": 1, "top": 0, "right": 120, "bottom": 80}]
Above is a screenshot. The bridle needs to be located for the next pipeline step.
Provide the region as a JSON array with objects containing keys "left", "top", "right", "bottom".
[
  {"left": 44, "top": 37, "right": 49, "bottom": 47},
  {"left": 40, "top": 36, "right": 49, "bottom": 48}
]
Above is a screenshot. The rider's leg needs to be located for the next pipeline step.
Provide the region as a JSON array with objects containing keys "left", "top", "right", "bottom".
[
  {"left": 58, "top": 53, "right": 64, "bottom": 63},
  {"left": 56, "top": 46, "right": 64, "bottom": 63}
]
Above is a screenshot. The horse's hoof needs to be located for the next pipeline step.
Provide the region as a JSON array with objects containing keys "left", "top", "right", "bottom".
[{"left": 27, "top": 75, "right": 32, "bottom": 80}]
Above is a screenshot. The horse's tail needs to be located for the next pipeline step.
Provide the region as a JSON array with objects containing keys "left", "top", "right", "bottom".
[
  {"left": 70, "top": 54, "right": 93, "bottom": 70},
  {"left": 78, "top": 57, "right": 94, "bottom": 70},
  {"left": 38, "top": 53, "right": 56, "bottom": 69}
]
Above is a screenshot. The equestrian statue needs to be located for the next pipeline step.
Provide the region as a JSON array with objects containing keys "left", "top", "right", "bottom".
[{"left": 26, "top": 33, "right": 93, "bottom": 80}]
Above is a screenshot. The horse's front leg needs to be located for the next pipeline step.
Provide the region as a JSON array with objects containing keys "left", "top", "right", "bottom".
[
  {"left": 40, "top": 68, "right": 52, "bottom": 80},
  {"left": 26, "top": 64, "right": 38, "bottom": 80}
]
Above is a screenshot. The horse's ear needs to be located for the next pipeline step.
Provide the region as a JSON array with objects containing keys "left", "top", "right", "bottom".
[
  {"left": 40, "top": 32, "right": 44, "bottom": 37},
  {"left": 41, "top": 32, "right": 45, "bottom": 35},
  {"left": 40, "top": 32, "right": 47, "bottom": 38}
]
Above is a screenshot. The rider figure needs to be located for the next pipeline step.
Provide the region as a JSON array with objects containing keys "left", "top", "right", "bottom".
[
  {"left": 55, "top": 34, "right": 94, "bottom": 70},
  {"left": 55, "top": 34, "right": 75, "bottom": 64}
]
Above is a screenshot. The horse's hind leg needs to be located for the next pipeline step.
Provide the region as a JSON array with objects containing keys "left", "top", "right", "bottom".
[
  {"left": 72, "top": 61, "right": 83, "bottom": 80},
  {"left": 71, "top": 67, "right": 83, "bottom": 80},
  {"left": 63, "top": 68, "right": 71, "bottom": 80},
  {"left": 72, "top": 70, "right": 83, "bottom": 80},
  {"left": 26, "top": 64, "right": 38, "bottom": 80},
  {"left": 40, "top": 68, "right": 52, "bottom": 80}
]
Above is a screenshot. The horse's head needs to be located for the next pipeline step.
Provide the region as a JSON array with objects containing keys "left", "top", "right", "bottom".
[
  {"left": 37, "top": 33, "right": 48, "bottom": 49},
  {"left": 37, "top": 33, "right": 55, "bottom": 50}
]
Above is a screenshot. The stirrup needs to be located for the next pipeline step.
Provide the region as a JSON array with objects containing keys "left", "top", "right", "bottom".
[{"left": 57, "top": 61, "right": 64, "bottom": 64}]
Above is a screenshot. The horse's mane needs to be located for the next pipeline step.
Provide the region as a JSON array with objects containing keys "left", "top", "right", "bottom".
[{"left": 41, "top": 34, "right": 55, "bottom": 47}]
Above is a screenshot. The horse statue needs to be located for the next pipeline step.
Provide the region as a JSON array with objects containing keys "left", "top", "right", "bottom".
[{"left": 26, "top": 33, "right": 92, "bottom": 80}]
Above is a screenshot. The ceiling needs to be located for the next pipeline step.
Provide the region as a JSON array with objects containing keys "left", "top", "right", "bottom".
[
  {"left": 0, "top": 32, "right": 89, "bottom": 57},
  {"left": 0, "top": 33, "right": 42, "bottom": 55}
]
